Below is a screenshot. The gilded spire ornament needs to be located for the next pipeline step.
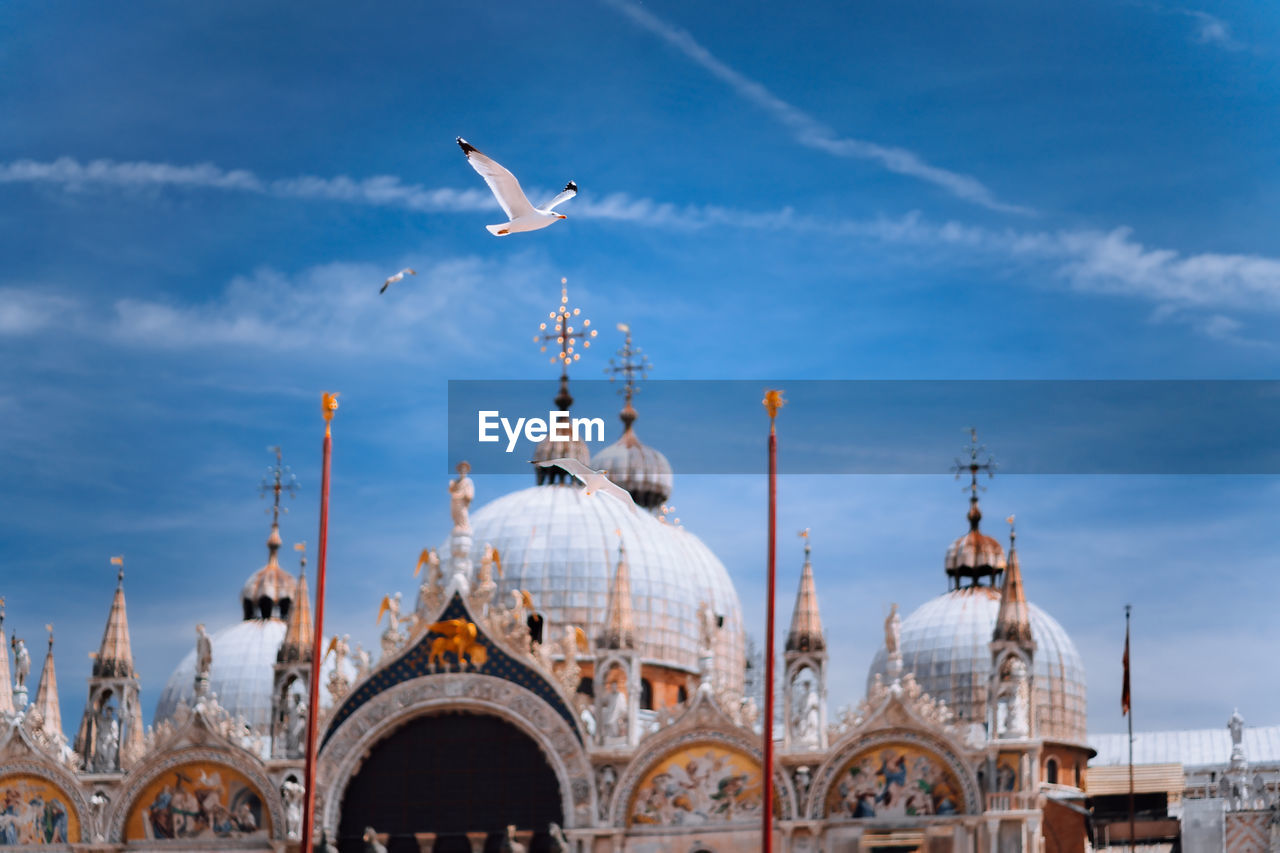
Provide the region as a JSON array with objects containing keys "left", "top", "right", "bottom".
[
  {"left": 606, "top": 322, "right": 651, "bottom": 432},
  {"left": 951, "top": 427, "right": 997, "bottom": 530},
  {"left": 261, "top": 445, "right": 299, "bottom": 526},
  {"left": 535, "top": 278, "right": 596, "bottom": 410}
]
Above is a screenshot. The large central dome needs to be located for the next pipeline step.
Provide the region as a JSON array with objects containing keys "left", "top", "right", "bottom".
[{"left": 465, "top": 483, "right": 744, "bottom": 692}]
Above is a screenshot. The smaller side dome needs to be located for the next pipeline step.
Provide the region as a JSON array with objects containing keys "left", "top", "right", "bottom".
[
  {"left": 590, "top": 414, "right": 673, "bottom": 509},
  {"left": 533, "top": 430, "right": 593, "bottom": 484}
]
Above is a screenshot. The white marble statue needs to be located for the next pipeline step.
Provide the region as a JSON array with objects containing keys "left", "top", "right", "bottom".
[
  {"left": 697, "top": 600, "right": 718, "bottom": 652},
  {"left": 597, "top": 765, "right": 616, "bottom": 821},
  {"left": 1002, "top": 657, "right": 1030, "bottom": 738},
  {"left": 470, "top": 545, "right": 499, "bottom": 612},
  {"left": 417, "top": 548, "right": 445, "bottom": 616},
  {"left": 285, "top": 692, "right": 308, "bottom": 756},
  {"left": 327, "top": 634, "right": 351, "bottom": 702},
  {"left": 379, "top": 592, "right": 405, "bottom": 656},
  {"left": 557, "top": 627, "right": 585, "bottom": 694},
  {"left": 195, "top": 623, "right": 213, "bottom": 681},
  {"left": 353, "top": 643, "right": 372, "bottom": 680},
  {"left": 884, "top": 603, "right": 901, "bottom": 657},
  {"left": 602, "top": 678, "right": 628, "bottom": 740},
  {"left": 792, "top": 680, "right": 821, "bottom": 748},
  {"left": 449, "top": 461, "right": 475, "bottom": 534},
  {"left": 89, "top": 790, "right": 110, "bottom": 842},
  {"left": 281, "top": 779, "right": 305, "bottom": 840},
  {"left": 92, "top": 705, "right": 121, "bottom": 772},
  {"left": 13, "top": 637, "right": 30, "bottom": 690}
]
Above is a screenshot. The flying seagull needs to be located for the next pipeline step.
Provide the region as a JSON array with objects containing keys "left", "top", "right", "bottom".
[
  {"left": 532, "top": 458, "right": 638, "bottom": 513},
  {"left": 380, "top": 268, "right": 416, "bottom": 294},
  {"left": 457, "top": 137, "right": 576, "bottom": 236}
]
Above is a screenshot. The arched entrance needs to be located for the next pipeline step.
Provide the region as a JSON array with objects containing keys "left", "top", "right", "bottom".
[{"left": 337, "top": 712, "right": 563, "bottom": 853}]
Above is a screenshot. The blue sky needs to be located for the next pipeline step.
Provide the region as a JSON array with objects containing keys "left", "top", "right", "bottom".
[{"left": 2, "top": 0, "right": 1279, "bottom": 739}]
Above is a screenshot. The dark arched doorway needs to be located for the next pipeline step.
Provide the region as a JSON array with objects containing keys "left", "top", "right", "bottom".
[{"left": 337, "top": 711, "right": 564, "bottom": 853}]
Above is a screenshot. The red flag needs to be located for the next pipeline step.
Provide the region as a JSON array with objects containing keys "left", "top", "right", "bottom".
[{"left": 1121, "top": 618, "right": 1131, "bottom": 716}]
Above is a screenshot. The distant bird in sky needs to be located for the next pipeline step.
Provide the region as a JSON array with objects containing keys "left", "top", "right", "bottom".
[
  {"left": 532, "top": 458, "right": 638, "bottom": 513},
  {"left": 380, "top": 268, "right": 416, "bottom": 294},
  {"left": 457, "top": 137, "right": 576, "bottom": 236}
]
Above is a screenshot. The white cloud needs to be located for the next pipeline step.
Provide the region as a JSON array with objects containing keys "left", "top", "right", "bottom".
[
  {"left": 0, "top": 288, "right": 78, "bottom": 335},
  {"left": 0, "top": 255, "right": 552, "bottom": 356},
  {"left": 597, "top": 0, "right": 1032, "bottom": 216},
  {"left": 105, "top": 255, "right": 550, "bottom": 356},
  {"left": 1182, "top": 9, "right": 1243, "bottom": 51},
  {"left": 6, "top": 157, "right": 1280, "bottom": 338}
]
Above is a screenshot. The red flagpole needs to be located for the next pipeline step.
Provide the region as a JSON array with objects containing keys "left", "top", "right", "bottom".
[
  {"left": 762, "top": 390, "right": 784, "bottom": 853},
  {"left": 301, "top": 392, "right": 338, "bottom": 853}
]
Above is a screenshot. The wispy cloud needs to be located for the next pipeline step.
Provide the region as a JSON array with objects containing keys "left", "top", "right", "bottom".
[
  {"left": 1183, "top": 9, "right": 1242, "bottom": 50},
  {"left": 0, "top": 156, "right": 498, "bottom": 214},
  {"left": 1134, "top": 3, "right": 1249, "bottom": 52},
  {"left": 597, "top": 0, "right": 1031, "bottom": 216},
  {"left": 0, "top": 289, "right": 76, "bottom": 335},
  {"left": 6, "top": 157, "right": 1280, "bottom": 339},
  {"left": 1, "top": 254, "right": 554, "bottom": 358}
]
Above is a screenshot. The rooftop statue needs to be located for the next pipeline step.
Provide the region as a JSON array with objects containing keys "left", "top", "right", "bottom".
[{"left": 449, "top": 461, "right": 474, "bottom": 534}]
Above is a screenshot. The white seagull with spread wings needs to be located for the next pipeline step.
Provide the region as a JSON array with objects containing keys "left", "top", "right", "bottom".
[
  {"left": 380, "top": 268, "right": 416, "bottom": 294},
  {"left": 457, "top": 138, "right": 576, "bottom": 236},
  {"left": 533, "top": 458, "right": 638, "bottom": 513}
]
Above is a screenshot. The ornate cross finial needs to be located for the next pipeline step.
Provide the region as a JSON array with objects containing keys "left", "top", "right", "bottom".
[
  {"left": 535, "top": 279, "right": 596, "bottom": 411},
  {"left": 606, "top": 322, "right": 651, "bottom": 427},
  {"left": 536, "top": 278, "right": 596, "bottom": 369},
  {"left": 260, "top": 446, "right": 299, "bottom": 525},
  {"left": 951, "top": 427, "right": 996, "bottom": 498}
]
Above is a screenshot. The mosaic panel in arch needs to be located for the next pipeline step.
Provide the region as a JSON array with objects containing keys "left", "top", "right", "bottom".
[
  {"left": 825, "top": 742, "right": 965, "bottom": 819},
  {"left": 0, "top": 774, "right": 79, "bottom": 846},
  {"left": 125, "top": 763, "right": 270, "bottom": 842},
  {"left": 628, "top": 743, "right": 778, "bottom": 827}
]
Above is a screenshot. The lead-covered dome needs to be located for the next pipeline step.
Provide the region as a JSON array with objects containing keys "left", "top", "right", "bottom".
[
  {"left": 867, "top": 586, "right": 1087, "bottom": 744},
  {"left": 154, "top": 620, "right": 352, "bottom": 732},
  {"left": 464, "top": 483, "right": 744, "bottom": 691},
  {"left": 589, "top": 403, "right": 672, "bottom": 510}
]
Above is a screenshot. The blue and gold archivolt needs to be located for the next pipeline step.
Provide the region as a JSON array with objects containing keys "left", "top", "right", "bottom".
[{"left": 321, "top": 594, "right": 582, "bottom": 747}]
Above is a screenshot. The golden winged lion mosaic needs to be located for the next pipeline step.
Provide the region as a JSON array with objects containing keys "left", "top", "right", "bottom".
[{"left": 427, "top": 619, "right": 488, "bottom": 672}]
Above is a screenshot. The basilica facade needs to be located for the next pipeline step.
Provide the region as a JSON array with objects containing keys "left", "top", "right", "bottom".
[{"left": 0, "top": 376, "right": 1093, "bottom": 853}]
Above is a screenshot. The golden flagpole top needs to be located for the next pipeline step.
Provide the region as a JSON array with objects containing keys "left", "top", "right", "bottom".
[
  {"left": 321, "top": 392, "right": 340, "bottom": 436},
  {"left": 763, "top": 389, "right": 786, "bottom": 433}
]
